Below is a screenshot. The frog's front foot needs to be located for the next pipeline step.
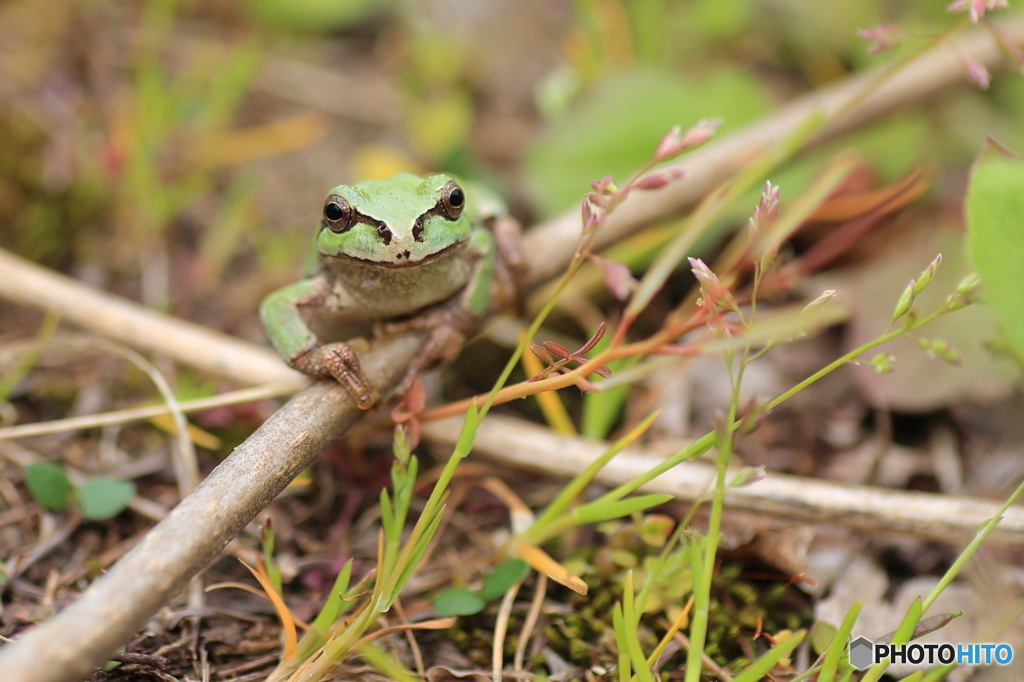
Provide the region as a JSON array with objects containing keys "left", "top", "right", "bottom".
[{"left": 292, "top": 342, "right": 379, "bottom": 410}]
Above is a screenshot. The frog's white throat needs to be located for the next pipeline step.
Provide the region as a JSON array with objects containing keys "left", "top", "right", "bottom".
[{"left": 324, "top": 244, "right": 474, "bottom": 320}]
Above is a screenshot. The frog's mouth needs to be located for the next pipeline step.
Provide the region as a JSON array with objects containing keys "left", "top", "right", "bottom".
[{"left": 324, "top": 239, "right": 468, "bottom": 269}]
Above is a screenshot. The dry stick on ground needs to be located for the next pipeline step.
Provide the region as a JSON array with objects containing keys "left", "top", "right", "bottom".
[
  {"left": 422, "top": 415, "right": 1024, "bottom": 544},
  {"left": 0, "top": 17, "right": 1023, "bottom": 682}
]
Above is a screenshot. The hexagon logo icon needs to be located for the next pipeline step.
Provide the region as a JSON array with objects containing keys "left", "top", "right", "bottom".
[{"left": 849, "top": 636, "right": 874, "bottom": 670}]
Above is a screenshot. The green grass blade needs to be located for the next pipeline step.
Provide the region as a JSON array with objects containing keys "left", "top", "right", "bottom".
[
  {"left": 728, "top": 630, "right": 806, "bottom": 682},
  {"left": 818, "top": 601, "right": 862, "bottom": 682}
]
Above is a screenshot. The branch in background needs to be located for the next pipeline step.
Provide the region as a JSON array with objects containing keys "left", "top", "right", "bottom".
[
  {"left": 0, "top": 249, "right": 306, "bottom": 390},
  {"left": 523, "top": 13, "right": 1024, "bottom": 285}
]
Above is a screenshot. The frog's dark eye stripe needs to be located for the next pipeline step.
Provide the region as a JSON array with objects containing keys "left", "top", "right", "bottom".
[
  {"left": 410, "top": 180, "right": 466, "bottom": 243},
  {"left": 374, "top": 221, "right": 392, "bottom": 245}
]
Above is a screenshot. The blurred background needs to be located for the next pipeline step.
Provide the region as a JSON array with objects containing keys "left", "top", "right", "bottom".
[{"left": 4, "top": 0, "right": 1021, "bottom": 325}]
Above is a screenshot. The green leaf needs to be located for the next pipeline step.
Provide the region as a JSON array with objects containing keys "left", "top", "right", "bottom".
[
  {"left": 639, "top": 514, "right": 675, "bottom": 547},
  {"left": 77, "top": 477, "right": 136, "bottom": 520},
  {"left": 524, "top": 68, "right": 774, "bottom": 215},
  {"left": 311, "top": 559, "right": 354, "bottom": 636},
  {"left": 965, "top": 143, "right": 1024, "bottom": 363},
  {"left": 581, "top": 354, "right": 639, "bottom": 440},
  {"left": 433, "top": 588, "right": 486, "bottom": 616},
  {"left": 860, "top": 598, "right": 922, "bottom": 682},
  {"left": 896, "top": 672, "right": 925, "bottom": 682},
  {"left": 810, "top": 620, "right": 838, "bottom": 655},
  {"left": 24, "top": 462, "right": 72, "bottom": 511},
  {"left": 480, "top": 559, "right": 530, "bottom": 601},
  {"left": 621, "top": 572, "right": 655, "bottom": 682}
]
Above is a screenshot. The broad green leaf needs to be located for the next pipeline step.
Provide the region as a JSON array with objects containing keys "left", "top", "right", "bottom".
[
  {"left": 433, "top": 588, "right": 486, "bottom": 617},
  {"left": 480, "top": 559, "right": 530, "bottom": 601},
  {"left": 524, "top": 68, "right": 774, "bottom": 215},
  {"left": 965, "top": 144, "right": 1024, "bottom": 363},
  {"left": 810, "top": 620, "right": 838, "bottom": 655},
  {"left": 24, "top": 462, "right": 72, "bottom": 511},
  {"left": 77, "top": 477, "right": 136, "bottom": 521},
  {"left": 639, "top": 514, "right": 675, "bottom": 547}
]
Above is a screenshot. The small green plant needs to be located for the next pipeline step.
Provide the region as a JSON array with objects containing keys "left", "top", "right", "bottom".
[
  {"left": 23, "top": 462, "right": 135, "bottom": 521},
  {"left": 434, "top": 559, "right": 530, "bottom": 616}
]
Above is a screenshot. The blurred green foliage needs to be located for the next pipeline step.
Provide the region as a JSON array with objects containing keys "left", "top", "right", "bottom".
[
  {"left": 23, "top": 462, "right": 136, "bottom": 521},
  {"left": 966, "top": 144, "right": 1024, "bottom": 365},
  {"left": 248, "top": 0, "right": 393, "bottom": 32},
  {"left": 526, "top": 68, "right": 775, "bottom": 215}
]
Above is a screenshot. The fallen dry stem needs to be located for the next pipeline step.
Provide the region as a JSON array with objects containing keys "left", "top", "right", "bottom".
[
  {"left": 0, "top": 382, "right": 301, "bottom": 441},
  {"left": 422, "top": 414, "right": 1024, "bottom": 544}
]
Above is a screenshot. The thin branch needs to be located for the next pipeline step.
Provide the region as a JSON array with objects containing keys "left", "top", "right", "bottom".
[
  {"left": 422, "top": 414, "right": 1024, "bottom": 544},
  {"left": 0, "top": 249, "right": 307, "bottom": 390},
  {"left": 0, "top": 382, "right": 299, "bottom": 441}
]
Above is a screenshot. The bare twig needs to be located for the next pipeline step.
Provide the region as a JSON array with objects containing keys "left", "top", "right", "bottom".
[
  {"left": 421, "top": 415, "right": 1024, "bottom": 544},
  {"left": 0, "top": 383, "right": 298, "bottom": 441},
  {"left": 0, "top": 249, "right": 307, "bottom": 390}
]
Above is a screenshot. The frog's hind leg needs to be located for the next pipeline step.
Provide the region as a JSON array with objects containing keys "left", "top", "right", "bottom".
[
  {"left": 490, "top": 214, "right": 527, "bottom": 315},
  {"left": 374, "top": 298, "right": 477, "bottom": 400}
]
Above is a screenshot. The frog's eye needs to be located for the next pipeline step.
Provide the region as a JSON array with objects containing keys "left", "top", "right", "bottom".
[
  {"left": 323, "top": 196, "right": 354, "bottom": 232},
  {"left": 439, "top": 182, "right": 465, "bottom": 220}
]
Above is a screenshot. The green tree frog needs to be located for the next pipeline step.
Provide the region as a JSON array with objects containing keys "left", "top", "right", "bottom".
[{"left": 260, "top": 172, "right": 521, "bottom": 409}]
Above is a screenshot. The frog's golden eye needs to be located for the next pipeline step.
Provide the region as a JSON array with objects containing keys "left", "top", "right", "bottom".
[
  {"left": 324, "top": 196, "right": 354, "bottom": 232},
  {"left": 439, "top": 181, "right": 465, "bottom": 220}
]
